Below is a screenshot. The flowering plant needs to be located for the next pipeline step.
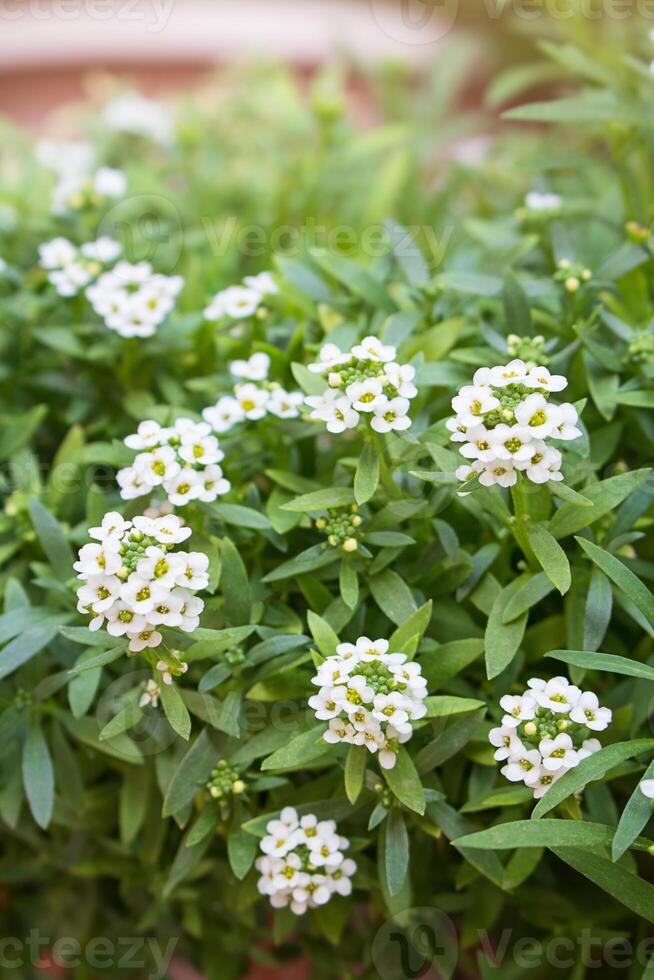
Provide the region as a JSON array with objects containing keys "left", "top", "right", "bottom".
[{"left": 2, "top": 33, "right": 654, "bottom": 980}]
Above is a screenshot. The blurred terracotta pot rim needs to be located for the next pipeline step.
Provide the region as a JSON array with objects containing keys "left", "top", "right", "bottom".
[{"left": 0, "top": 0, "right": 440, "bottom": 70}]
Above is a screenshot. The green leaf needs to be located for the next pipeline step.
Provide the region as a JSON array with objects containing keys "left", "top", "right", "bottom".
[
  {"left": 67, "top": 644, "right": 124, "bottom": 673},
  {"left": 485, "top": 580, "right": 528, "bottom": 679},
  {"left": 576, "top": 537, "right": 654, "bottom": 631},
  {"left": 22, "top": 718, "right": 54, "bottom": 829},
  {"left": 424, "top": 696, "right": 486, "bottom": 717},
  {"left": 384, "top": 747, "right": 425, "bottom": 815},
  {"left": 388, "top": 600, "right": 432, "bottom": 657},
  {"left": 354, "top": 441, "right": 380, "bottom": 505},
  {"left": 370, "top": 570, "right": 417, "bottom": 626},
  {"left": 208, "top": 502, "right": 272, "bottom": 530},
  {"left": 261, "top": 727, "right": 327, "bottom": 771},
  {"left": 311, "top": 250, "right": 395, "bottom": 311},
  {"left": 532, "top": 739, "right": 654, "bottom": 819},
  {"left": 28, "top": 498, "right": 74, "bottom": 579},
  {"left": 381, "top": 809, "right": 409, "bottom": 897},
  {"left": 583, "top": 567, "right": 612, "bottom": 651},
  {"left": 185, "top": 626, "right": 256, "bottom": 662},
  {"left": 162, "top": 729, "right": 217, "bottom": 817},
  {"left": 281, "top": 487, "right": 355, "bottom": 512},
  {"left": 160, "top": 682, "right": 192, "bottom": 740},
  {"left": 227, "top": 821, "right": 259, "bottom": 879},
  {"left": 344, "top": 745, "right": 366, "bottom": 805},
  {"left": 220, "top": 537, "right": 251, "bottom": 626},
  {"left": 613, "top": 759, "right": 654, "bottom": 862},
  {"left": 307, "top": 610, "right": 340, "bottom": 658},
  {"left": 119, "top": 766, "right": 150, "bottom": 845},
  {"left": 503, "top": 269, "right": 532, "bottom": 334},
  {"left": 502, "top": 573, "right": 554, "bottom": 623},
  {"left": 547, "top": 648, "right": 654, "bottom": 683},
  {"left": 454, "top": 819, "right": 652, "bottom": 851},
  {"left": 0, "top": 615, "right": 68, "bottom": 681},
  {"left": 527, "top": 524, "right": 571, "bottom": 595},
  {"left": 550, "top": 470, "right": 651, "bottom": 539},
  {"left": 552, "top": 847, "right": 654, "bottom": 924},
  {"left": 339, "top": 561, "right": 359, "bottom": 610}
]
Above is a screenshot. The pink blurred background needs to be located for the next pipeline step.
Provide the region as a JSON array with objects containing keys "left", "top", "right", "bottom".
[{"left": 0, "top": 0, "right": 446, "bottom": 127}]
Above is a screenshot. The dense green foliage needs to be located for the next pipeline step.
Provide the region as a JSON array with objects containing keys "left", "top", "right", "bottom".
[{"left": 1, "top": 31, "right": 654, "bottom": 980}]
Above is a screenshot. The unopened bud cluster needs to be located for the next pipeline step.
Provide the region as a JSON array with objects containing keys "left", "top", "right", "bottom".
[
  {"left": 554, "top": 258, "right": 592, "bottom": 294},
  {"left": 315, "top": 505, "right": 363, "bottom": 553},
  {"left": 206, "top": 760, "right": 246, "bottom": 800},
  {"left": 506, "top": 334, "right": 548, "bottom": 367}
]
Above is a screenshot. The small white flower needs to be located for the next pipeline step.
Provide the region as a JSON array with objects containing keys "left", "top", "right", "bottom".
[
  {"left": 532, "top": 769, "right": 564, "bottom": 799},
  {"left": 203, "top": 396, "right": 246, "bottom": 433},
  {"left": 103, "top": 91, "right": 174, "bottom": 145},
  {"left": 164, "top": 469, "right": 203, "bottom": 507},
  {"left": 451, "top": 385, "right": 500, "bottom": 427},
  {"left": 514, "top": 393, "right": 558, "bottom": 438},
  {"left": 80, "top": 237, "right": 122, "bottom": 264},
  {"left": 205, "top": 285, "right": 260, "bottom": 320},
  {"left": 73, "top": 540, "right": 122, "bottom": 578},
  {"left": 569, "top": 691, "right": 612, "bottom": 731},
  {"left": 128, "top": 629, "right": 163, "bottom": 653},
  {"left": 535, "top": 677, "right": 581, "bottom": 714},
  {"left": 139, "top": 679, "right": 161, "bottom": 708},
  {"left": 93, "top": 167, "right": 127, "bottom": 198},
  {"left": 267, "top": 388, "right": 304, "bottom": 419},
  {"left": 88, "top": 512, "right": 132, "bottom": 541},
  {"left": 308, "top": 343, "right": 351, "bottom": 374},
  {"left": 346, "top": 377, "right": 386, "bottom": 413},
  {"left": 577, "top": 738, "right": 602, "bottom": 762},
  {"left": 351, "top": 336, "right": 396, "bottom": 363},
  {"left": 38, "top": 237, "right": 78, "bottom": 269},
  {"left": 550, "top": 403, "right": 582, "bottom": 441},
  {"left": 383, "top": 362, "right": 417, "bottom": 399},
  {"left": 196, "top": 464, "right": 231, "bottom": 502},
  {"left": 502, "top": 749, "right": 542, "bottom": 787},
  {"left": 524, "top": 366, "right": 567, "bottom": 393},
  {"left": 539, "top": 733, "right": 579, "bottom": 772},
  {"left": 459, "top": 424, "right": 497, "bottom": 462},
  {"left": 36, "top": 139, "right": 95, "bottom": 177},
  {"left": 134, "top": 446, "right": 181, "bottom": 486},
  {"left": 305, "top": 391, "right": 359, "bottom": 434},
  {"left": 518, "top": 442, "right": 563, "bottom": 484},
  {"left": 230, "top": 352, "right": 271, "bottom": 381},
  {"left": 525, "top": 191, "right": 562, "bottom": 212},
  {"left": 488, "top": 725, "right": 524, "bottom": 762},
  {"left": 640, "top": 779, "right": 654, "bottom": 800},
  {"left": 479, "top": 461, "right": 519, "bottom": 488},
  {"left": 124, "top": 420, "right": 165, "bottom": 451},
  {"left": 487, "top": 424, "right": 535, "bottom": 464},
  {"left": 500, "top": 693, "right": 537, "bottom": 728},
  {"left": 243, "top": 271, "right": 278, "bottom": 296},
  {"left": 233, "top": 383, "right": 269, "bottom": 420},
  {"left": 370, "top": 396, "right": 412, "bottom": 433},
  {"left": 488, "top": 359, "right": 528, "bottom": 387}
]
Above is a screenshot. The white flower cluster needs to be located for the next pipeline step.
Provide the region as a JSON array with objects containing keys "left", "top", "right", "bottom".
[
  {"left": 86, "top": 260, "right": 184, "bottom": 338},
  {"left": 52, "top": 166, "right": 127, "bottom": 217},
  {"left": 450, "top": 359, "right": 582, "bottom": 488},
  {"left": 35, "top": 137, "right": 127, "bottom": 215},
  {"left": 202, "top": 352, "right": 303, "bottom": 433},
  {"left": 117, "top": 417, "right": 230, "bottom": 507},
  {"left": 103, "top": 91, "right": 174, "bottom": 145},
  {"left": 38, "top": 236, "right": 122, "bottom": 297},
  {"left": 309, "top": 637, "right": 427, "bottom": 770},
  {"left": 489, "top": 676, "right": 612, "bottom": 799},
  {"left": 204, "top": 271, "right": 278, "bottom": 320},
  {"left": 256, "top": 807, "right": 356, "bottom": 915},
  {"left": 74, "top": 511, "right": 206, "bottom": 653},
  {"left": 305, "top": 337, "right": 417, "bottom": 435}
]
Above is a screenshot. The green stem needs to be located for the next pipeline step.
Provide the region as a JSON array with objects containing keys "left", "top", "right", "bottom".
[
  {"left": 510, "top": 477, "right": 538, "bottom": 568},
  {"left": 372, "top": 431, "right": 400, "bottom": 499}
]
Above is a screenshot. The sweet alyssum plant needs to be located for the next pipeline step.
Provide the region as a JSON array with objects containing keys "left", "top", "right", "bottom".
[{"left": 1, "top": 32, "right": 654, "bottom": 980}]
